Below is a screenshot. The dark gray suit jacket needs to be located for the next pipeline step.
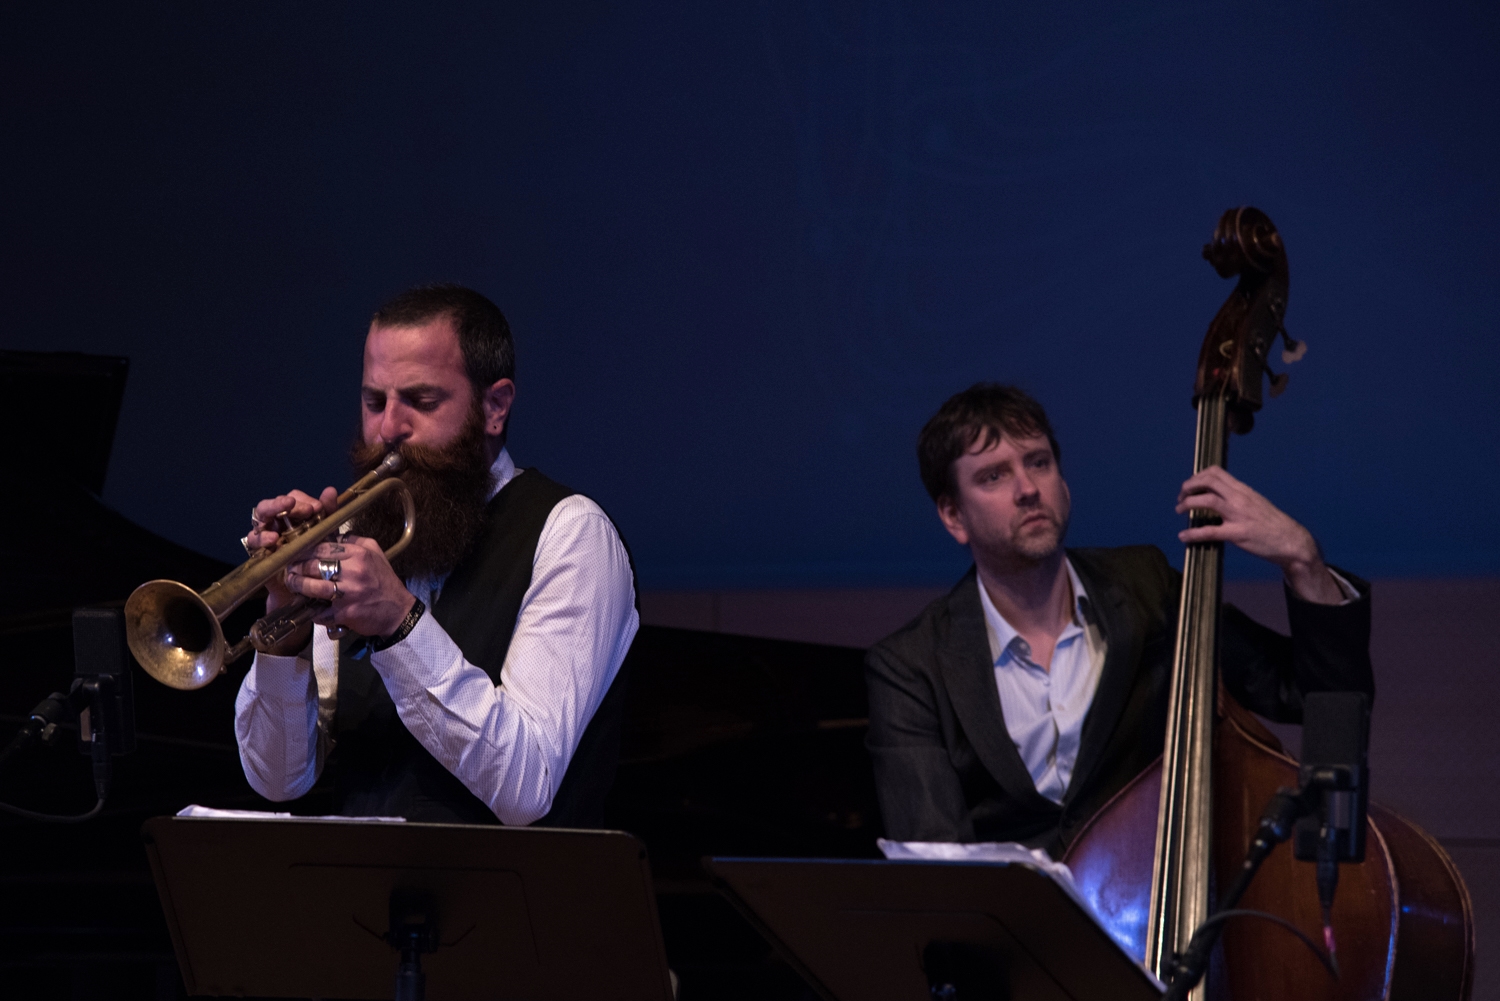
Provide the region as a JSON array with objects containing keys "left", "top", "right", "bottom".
[{"left": 864, "top": 546, "right": 1373, "bottom": 856}]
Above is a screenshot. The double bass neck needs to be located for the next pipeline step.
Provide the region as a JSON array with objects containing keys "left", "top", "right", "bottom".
[{"left": 1146, "top": 390, "right": 1230, "bottom": 989}]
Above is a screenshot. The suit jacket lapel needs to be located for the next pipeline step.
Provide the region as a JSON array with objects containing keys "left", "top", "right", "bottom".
[
  {"left": 939, "top": 569, "right": 1057, "bottom": 813},
  {"left": 1065, "top": 553, "right": 1144, "bottom": 804}
]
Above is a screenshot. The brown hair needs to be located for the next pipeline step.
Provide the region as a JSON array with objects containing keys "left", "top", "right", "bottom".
[
  {"left": 916, "top": 383, "right": 1061, "bottom": 501},
  {"left": 373, "top": 283, "right": 515, "bottom": 393},
  {"left": 373, "top": 283, "right": 514, "bottom": 443}
]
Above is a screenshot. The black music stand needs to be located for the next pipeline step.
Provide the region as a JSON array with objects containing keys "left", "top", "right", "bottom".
[
  {"left": 707, "top": 857, "right": 1163, "bottom": 1001},
  {"left": 143, "top": 816, "right": 674, "bottom": 1000}
]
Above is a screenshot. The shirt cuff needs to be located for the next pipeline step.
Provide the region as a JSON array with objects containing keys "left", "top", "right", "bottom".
[
  {"left": 1326, "top": 568, "right": 1361, "bottom": 605},
  {"left": 249, "top": 650, "right": 316, "bottom": 703},
  {"left": 368, "top": 610, "right": 464, "bottom": 699}
]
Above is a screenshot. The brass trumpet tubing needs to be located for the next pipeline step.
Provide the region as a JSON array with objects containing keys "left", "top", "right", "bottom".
[
  {"left": 125, "top": 452, "right": 416, "bottom": 691},
  {"left": 207, "top": 475, "right": 412, "bottom": 623},
  {"left": 248, "top": 474, "right": 416, "bottom": 647},
  {"left": 207, "top": 453, "right": 408, "bottom": 619}
]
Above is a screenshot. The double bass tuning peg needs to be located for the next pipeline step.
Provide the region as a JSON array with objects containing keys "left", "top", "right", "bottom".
[
  {"left": 1279, "top": 324, "right": 1307, "bottom": 364},
  {"left": 1267, "top": 367, "right": 1289, "bottom": 398},
  {"left": 1259, "top": 323, "right": 1300, "bottom": 398}
]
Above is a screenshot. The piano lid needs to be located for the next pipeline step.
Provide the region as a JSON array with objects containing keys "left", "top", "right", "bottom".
[
  {"left": 2, "top": 349, "right": 129, "bottom": 497},
  {"left": 1, "top": 350, "right": 231, "bottom": 634}
]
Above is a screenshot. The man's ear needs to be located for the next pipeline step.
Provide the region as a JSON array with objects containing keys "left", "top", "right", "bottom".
[
  {"left": 935, "top": 494, "right": 971, "bottom": 546},
  {"left": 481, "top": 378, "right": 516, "bottom": 438}
]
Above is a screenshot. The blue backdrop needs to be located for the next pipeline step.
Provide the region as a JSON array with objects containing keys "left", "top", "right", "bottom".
[{"left": 3, "top": 2, "right": 1495, "bottom": 588}]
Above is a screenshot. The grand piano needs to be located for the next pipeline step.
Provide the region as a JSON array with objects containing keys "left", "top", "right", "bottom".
[{"left": 0, "top": 350, "right": 882, "bottom": 1000}]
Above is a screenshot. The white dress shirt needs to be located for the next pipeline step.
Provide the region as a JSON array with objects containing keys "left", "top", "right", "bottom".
[
  {"left": 978, "top": 560, "right": 1105, "bottom": 805},
  {"left": 234, "top": 448, "right": 639, "bottom": 825}
]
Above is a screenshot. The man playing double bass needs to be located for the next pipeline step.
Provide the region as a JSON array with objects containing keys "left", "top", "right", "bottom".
[
  {"left": 234, "top": 284, "right": 639, "bottom": 826},
  {"left": 866, "top": 383, "right": 1373, "bottom": 855}
]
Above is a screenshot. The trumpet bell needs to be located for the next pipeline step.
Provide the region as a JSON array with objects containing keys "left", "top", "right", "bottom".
[{"left": 125, "top": 579, "right": 228, "bottom": 691}]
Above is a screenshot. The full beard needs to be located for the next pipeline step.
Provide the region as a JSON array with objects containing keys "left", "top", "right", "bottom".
[{"left": 348, "top": 409, "right": 496, "bottom": 580}]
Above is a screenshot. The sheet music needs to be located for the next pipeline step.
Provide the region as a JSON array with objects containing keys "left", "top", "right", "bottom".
[{"left": 175, "top": 804, "right": 406, "bottom": 822}]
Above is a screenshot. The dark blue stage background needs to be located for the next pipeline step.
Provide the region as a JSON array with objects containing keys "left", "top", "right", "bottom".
[{"left": 3, "top": 2, "right": 1495, "bottom": 588}]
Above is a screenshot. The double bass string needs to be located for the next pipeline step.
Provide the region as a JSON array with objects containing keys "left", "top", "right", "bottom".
[{"left": 1148, "top": 389, "right": 1228, "bottom": 990}]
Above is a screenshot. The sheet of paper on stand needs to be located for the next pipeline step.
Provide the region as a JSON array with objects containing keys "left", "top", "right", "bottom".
[{"left": 175, "top": 804, "right": 407, "bottom": 822}]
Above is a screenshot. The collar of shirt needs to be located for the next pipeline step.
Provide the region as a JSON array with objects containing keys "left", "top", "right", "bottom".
[
  {"left": 487, "top": 447, "right": 518, "bottom": 502},
  {"left": 978, "top": 558, "right": 1093, "bottom": 667},
  {"left": 406, "top": 447, "right": 517, "bottom": 605}
]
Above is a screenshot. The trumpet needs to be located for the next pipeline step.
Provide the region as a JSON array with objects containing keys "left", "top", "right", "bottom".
[{"left": 125, "top": 452, "right": 416, "bottom": 691}]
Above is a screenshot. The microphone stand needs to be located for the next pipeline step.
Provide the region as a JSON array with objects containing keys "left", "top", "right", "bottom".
[
  {"left": 0, "top": 684, "right": 84, "bottom": 770},
  {"left": 1163, "top": 769, "right": 1349, "bottom": 1001},
  {"left": 0, "top": 678, "right": 119, "bottom": 821},
  {"left": 0, "top": 608, "right": 136, "bottom": 822}
]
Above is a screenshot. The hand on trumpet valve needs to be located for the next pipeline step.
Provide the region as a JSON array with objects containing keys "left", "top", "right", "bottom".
[
  {"left": 286, "top": 537, "right": 417, "bottom": 640},
  {"left": 245, "top": 486, "right": 339, "bottom": 610}
]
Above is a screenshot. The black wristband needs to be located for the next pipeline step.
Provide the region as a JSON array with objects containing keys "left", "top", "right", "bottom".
[{"left": 371, "top": 598, "right": 425, "bottom": 652}]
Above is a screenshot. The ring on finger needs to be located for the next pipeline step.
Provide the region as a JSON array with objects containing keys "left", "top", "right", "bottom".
[
  {"left": 331, "top": 580, "right": 342, "bottom": 600},
  {"left": 317, "top": 558, "right": 341, "bottom": 581}
]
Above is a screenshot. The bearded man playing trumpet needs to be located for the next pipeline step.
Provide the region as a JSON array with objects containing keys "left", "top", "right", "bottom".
[{"left": 234, "top": 284, "right": 639, "bottom": 826}]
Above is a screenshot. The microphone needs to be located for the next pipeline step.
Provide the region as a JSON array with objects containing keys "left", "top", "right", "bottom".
[
  {"left": 1293, "top": 691, "right": 1370, "bottom": 971},
  {"left": 1294, "top": 692, "right": 1370, "bottom": 862},
  {"left": 72, "top": 607, "right": 138, "bottom": 799}
]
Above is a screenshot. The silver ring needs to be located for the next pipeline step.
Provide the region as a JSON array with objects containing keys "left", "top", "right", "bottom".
[
  {"left": 240, "top": 534, "right": 253, "bottom": 555},
  {"left": 331, "top": 581, "right": 342, "bottom": 600},
  {"left": 318, "top": 559, "right": 341, "bottom": 581},
  {"left": 250, "top": 507, "right": 266, "bottom": 531}
]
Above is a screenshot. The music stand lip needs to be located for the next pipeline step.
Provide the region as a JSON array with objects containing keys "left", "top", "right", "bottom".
[
  {"left": 711, "top": 855, "right": 1061, "bottom": 868},
  {"left": 168, "top": 814, "right": 650, "bottom": 840},
  {"left": 143, "top": 815, "right": 674, "bottom": 1001},
  {"left": 705, "top": 855, "right": 1165, "bottom": 1001}
]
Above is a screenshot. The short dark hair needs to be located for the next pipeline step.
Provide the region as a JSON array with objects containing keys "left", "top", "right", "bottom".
[
  {"left": 372, "top": 283, "right": 515, "bottom": 393},
  {"left": 916, "top": 383, "right": 1061, "bottom": 502}
]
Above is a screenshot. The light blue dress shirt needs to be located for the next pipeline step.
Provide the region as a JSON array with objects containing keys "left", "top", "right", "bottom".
[{"left": 977, "top": 559, "right": 1106, "bottom": 804}]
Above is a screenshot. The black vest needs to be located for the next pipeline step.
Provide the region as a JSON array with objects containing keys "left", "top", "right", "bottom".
[{"left": 329, "top": 469, "right": 633, "bottom": 825}]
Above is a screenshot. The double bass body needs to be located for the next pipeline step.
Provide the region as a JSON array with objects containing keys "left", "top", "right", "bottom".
[{"left": 1065, "top": 693, "right": 1474, "bottom": 999}]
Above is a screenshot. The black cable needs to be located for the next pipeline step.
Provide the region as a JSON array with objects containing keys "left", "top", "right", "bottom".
[
  {"left": 0, "top": 736, "right": 110, "bottom": 823},
  {"left": 0, "top": 795, "right": 105, "bottom": 824},
  {"left": 1315, "top": 819, "right": 1343, "bottom": 979},
  {"left": 1182, "top": 909, "right": 1337, "bottom": 979}
]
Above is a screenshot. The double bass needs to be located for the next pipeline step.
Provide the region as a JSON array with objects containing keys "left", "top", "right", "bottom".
[{"left": 1062, "top": 208, "right": 1474, "bottom": 999}]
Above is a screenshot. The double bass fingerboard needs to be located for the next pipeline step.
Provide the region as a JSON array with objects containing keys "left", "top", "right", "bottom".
[{"left": 1146, "top": 389, "right": 1229, "bottom": 996}]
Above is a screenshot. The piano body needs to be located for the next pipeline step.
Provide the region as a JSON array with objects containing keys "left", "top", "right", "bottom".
[{"left": 0, "top": 350, "right": 882, "bottom": 1000}]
